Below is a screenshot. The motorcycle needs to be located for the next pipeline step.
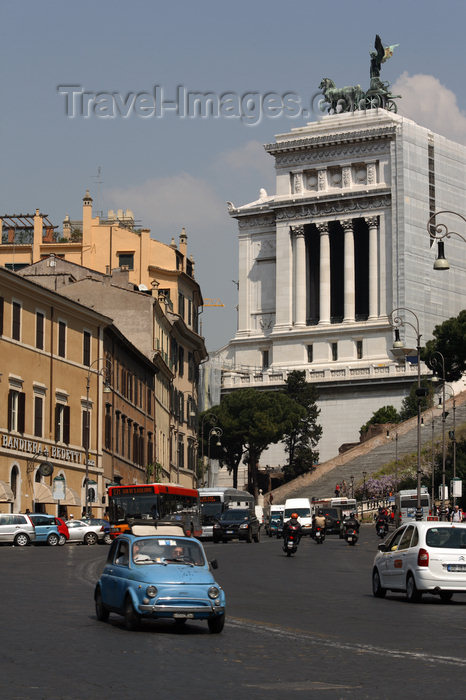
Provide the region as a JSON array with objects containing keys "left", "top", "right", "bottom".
[
  {"left": 314, "top": 526, "right": 325, "bottom": 544},
  {"left": 344, "top": 527, "right": 358, "bottom": 546},
  {"left": 376, "top": 521, "right": 388, "bottom": 538},
  {"left": 283, "top": 525, "right": 300, "bottom": 556}
]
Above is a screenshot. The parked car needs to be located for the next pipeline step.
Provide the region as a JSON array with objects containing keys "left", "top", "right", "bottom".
[
  {"left": 213, "top": 508, "right": 261, "bottom": 543},
  {"left": 94, "top": 524, "right": 226, "bottom": 632},
  {"left": 0, "top": 513, "right": 36, "bottom": 546},
  {"left": 55, "top": 517, "right": 70, "bottom": 545},
  {"left": 81, "top": 517, "right": 112, "bottom": 545},
  {"left": 28, "top": 514, "right": 62, "bottom": 546},
  {"left": 372, "top": 521, "right": 466, "bottom": 603},
  {"left": 65, "top": 519, "right": 106, "bottom": 545}
]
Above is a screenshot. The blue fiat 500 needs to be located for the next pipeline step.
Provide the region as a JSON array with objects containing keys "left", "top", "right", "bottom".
[{"left": 94, "top": 524, "right": 226, "bottom": 633}]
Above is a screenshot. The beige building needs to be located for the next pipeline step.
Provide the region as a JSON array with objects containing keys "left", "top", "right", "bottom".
[
  {"left": 0, "top": 267, "right": 112, "bottom": 516},
  {"left": 18, "top": 258, "right": 202, "bottom": 488},
  {"left": 1, "top": 191, "right": 208, "bottom": 489}
]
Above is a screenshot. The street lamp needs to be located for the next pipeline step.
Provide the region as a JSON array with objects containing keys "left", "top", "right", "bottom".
[
  {"left": 422, "top": 410, "right": 437, "bottom": 517},
  {"left": 84, "top": 357, "right": 111, "bottom": 517},
  {"left": 350, "top": 474, "right": 354, "bottom": 499},
  {"left": 207, "top": 427, "right": 223, "bottom": 488},
  {"left": 441, "top": 383, "right": 457, "bottom": 507},
  {"left": 362, "top": 471, "right": 367, "bottom": 501},
  {"left": 430, "top": 351, "right": 448, "bottom": 520},
  {"left": 427, "top": 210, "right": 466, "bottom": 270},
  {"left": 199, "top": 413, "right": 217, "bottom": 487},
  {"left": 389, "top": 308, "right": 425, "bottom": 521}
]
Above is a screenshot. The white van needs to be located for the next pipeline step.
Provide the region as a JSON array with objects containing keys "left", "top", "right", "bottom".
[{"left": 284, "top": 498, "right": 313, "bottom": 535}]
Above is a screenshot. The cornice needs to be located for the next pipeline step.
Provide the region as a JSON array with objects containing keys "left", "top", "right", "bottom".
[
  {"left": 264, "top": 124, "right": 397, "bottom": 155},
  {"left": 234, "top": 189, "right": 390, "bottom": 228}
]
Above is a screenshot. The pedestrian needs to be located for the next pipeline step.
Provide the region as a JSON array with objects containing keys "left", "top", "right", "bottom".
[
  {"left": 342, "top": 480, "right": 347, "bottom": 496},
  {"left": 335, "top": 483, "right": 340, "bottom": 498},
  {"left": 451, "top": 505, "right": 462, "bottom": 522}
]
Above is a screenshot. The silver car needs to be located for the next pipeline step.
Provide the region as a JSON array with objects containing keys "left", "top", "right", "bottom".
[
  {"left": 65, "top": 519, "right": 105, "bottom": 545},
  {"left": 0, "top": 513, "right": 36, "bottom": 546}
]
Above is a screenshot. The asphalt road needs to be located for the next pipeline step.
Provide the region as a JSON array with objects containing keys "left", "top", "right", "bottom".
[{"left": 1, "top": 527, "right": 465, "bottom": 700}]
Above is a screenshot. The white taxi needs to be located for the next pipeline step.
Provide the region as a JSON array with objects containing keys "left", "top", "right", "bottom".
[{"left": 372, "top": 521, "right": 466, "bottom": 603}]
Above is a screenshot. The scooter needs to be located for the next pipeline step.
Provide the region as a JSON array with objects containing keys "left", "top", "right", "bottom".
[
  {"left": 314, "top": 526, "right": 325, "bottom": 544},
  {"left": 376, "top": 521, "right": 388, "bottom": 538},
  {"left": 344, "top": 527, "right": 359, "bottom": 546},
  {"left": 283, "top": 525, "right": 300, "bottom": 556}
]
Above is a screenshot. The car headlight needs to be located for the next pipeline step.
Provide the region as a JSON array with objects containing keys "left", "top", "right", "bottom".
[
  {"left": 213, "top": 523, "right": 221, "bottom": 529},
  {"left": 208, "top": 586, "right": 220, "bottom": 599},
  {"left": 146, "top": 585, "right": 158, "bottom": 598},
  {"left": 239, "top": 523, "right": 249, "bottom": 529}
]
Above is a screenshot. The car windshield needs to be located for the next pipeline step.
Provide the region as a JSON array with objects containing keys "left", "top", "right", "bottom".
[
  {"left": 426, "top": 527, "right": 466, "bottom": 549},
  {"left": 132, "top": 538, "right": 205, "bottom": 566},
  {"left": 270, "top": 515, "right": 282, "bottom": 522},
  {"left": 323, "top": 509, "right": 338, "bottom": 519},
  {"left": 220, "top": 510, "right": 249, "bottom": 522}
]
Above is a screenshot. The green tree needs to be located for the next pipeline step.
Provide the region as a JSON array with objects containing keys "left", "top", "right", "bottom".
[
  {"left": 360, "top": 405, "right": 400, "bottom": 435},
  {"left": 281, "top": 371, "right": 322, "bottom": 482},
  {"left": 202, "top": 388, "right": 305, "bottom": 500},
  {"left": 399, "top": 379, "right": 433, "bottom": 421},
  {"left": 423, "top": 309, "right": 466, "bottom": 382}
]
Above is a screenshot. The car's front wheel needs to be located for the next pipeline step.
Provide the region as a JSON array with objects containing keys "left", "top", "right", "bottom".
[
  {"left": 372, "top": 568, "right": 386, "bottom": 598},
  {"left": 95, "top": 587, "right": 109, "bottom": 622},
  {"left": 14, "top": 533, "right": 30, "bottom": 547},
  {"left": 84, "top": 532, "right": 98, "bottom": 545},
  {"left": 47, "top": 533, "right": 59, "bottom": 546},
  {"left": 253, "top": 529, "right": 260, "bottom": 543},
  {"left": 208, "top": 614, "right": 225, "bottom": 634},
  {"left": 58, "top": 534, "right": 67, "bottom": 546},
  {"left": 406, "top": 573, "right": 422, "bottom": 603},
  {"left": 124, "top": 597, "right": 140, "bottom": 630},
  {"left": 102, "top": 534, "right": 112, "bottom": 545}
]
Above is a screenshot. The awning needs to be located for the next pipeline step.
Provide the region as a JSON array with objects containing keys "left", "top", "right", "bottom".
[
  {"left": 0, "top": 481, "right": 14, "bottom": 502},
  {"left": 62, "top": 487, "right": 81, "bottom": 506},
  {"left": 34, "top": 482, "right": 55, "bottom": 504}
]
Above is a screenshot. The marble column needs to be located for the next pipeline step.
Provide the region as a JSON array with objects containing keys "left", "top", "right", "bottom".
[
  {"left": 341, "top": 219, "right": 355, "bottom": 323},
  {"left": 290, "top": 225, "right": 306, "bottom": 327},
  {"left": 317, "top": 222, "right": 330, "bottom": 325},
  {"left": 366, "top": 216, "right": 379, "bottom": 319}
]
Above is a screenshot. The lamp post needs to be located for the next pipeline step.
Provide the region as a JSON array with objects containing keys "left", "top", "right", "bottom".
[
  {"left": 427, "top": 210, "right": 466, "bottom": 270},
  {"left": 430, "top": 351, "right": 448, "bottom": 520},
  {"left": 199, "top": 413, "right": 217, "bottom": 487},
  {"left": 350, "top": 474, "right": 354, "bottom": 499},
  {"left": 442, "top": 384, "right": 457, "bottom": 507},
  {"left": 84, "top": 357, "right": 111, "bottom": 517},
  {"left": 207, "top": 427, "right": 223, "bottom": 488},
  {"left": 390, "top": 307, "right": 424, "bottom": 520},
  {"left": 362, "top": 471, "right": 367, "bottom": 501}
]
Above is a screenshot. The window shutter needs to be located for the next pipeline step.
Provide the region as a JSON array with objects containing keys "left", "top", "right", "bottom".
[
  {"left": 8, "top": 390, "right": 13, "bottom": 431},
  {"left": 64, "top": 406, "right": 70, "bottom": 444},
  {"left": 18, "top": 392, "right": 26, "bottom": 433},
  {"left": 0, "top": 297, "right": 4, "bottom": 335},
  {"left": 34, "top": 396, "right": 43, "bottom": 437},
  {"left": 55, "top": 404, "right": 60, "bottom": 441}
]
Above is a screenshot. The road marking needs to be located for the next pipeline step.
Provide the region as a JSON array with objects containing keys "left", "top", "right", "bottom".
[{"left": 228, "top": 617, "right": 466, "bottom": 668}]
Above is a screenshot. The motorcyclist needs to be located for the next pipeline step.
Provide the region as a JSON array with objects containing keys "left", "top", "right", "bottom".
[
  {"left": 344, "top": 512, "right": 360, "bottom": 533},
  {"left": 375, "top": 508, "right": 389, "bottom": 533},
  {"left": 283, "top": 513, "right": 303, "bottom": 543},
  {"left": 313, "top": 509, "right": 326, "bottom": 536}
]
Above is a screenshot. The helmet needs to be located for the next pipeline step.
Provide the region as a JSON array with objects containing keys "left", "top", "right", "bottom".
[
  {"left": 318, "top": 509, "right": 323, "bottom": 516},
  {"left": 291, "top": 513, "right": 299, "bottom": 519},
  {"left": 350, "top": 512, "right": 355, "bottom": 518}
]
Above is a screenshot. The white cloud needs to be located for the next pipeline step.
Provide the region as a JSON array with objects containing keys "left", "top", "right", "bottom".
[
  {"left": 105, "top": 173, "right": 226, "bottom": 236},
  {"left": 217, "top": 140, "right": 272, "bottom": 179},
  {"left": 392, "top": 72, "right": 466, "bottom": 144}
]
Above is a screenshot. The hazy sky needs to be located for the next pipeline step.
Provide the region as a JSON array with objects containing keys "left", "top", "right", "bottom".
[{"left": 2, "top": 0, "right": 466, "bottom": 350}]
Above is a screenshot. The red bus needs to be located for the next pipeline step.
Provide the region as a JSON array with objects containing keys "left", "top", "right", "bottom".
[{"left": 108, "top": 483, "right": 202, "bottom": 538}]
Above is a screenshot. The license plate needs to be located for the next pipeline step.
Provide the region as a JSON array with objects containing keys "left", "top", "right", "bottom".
[
  {"left": 173, "top": 613, "right": 194, "bottom": 619},
  {"left": 227, "top": 530, "right": 234, "bottom": 534},
  {"left": 347, "top": 537, "right": 353, "bottom": 541},
  {"left": 447, "top": 564, "right": 466, "bottom": 572}
]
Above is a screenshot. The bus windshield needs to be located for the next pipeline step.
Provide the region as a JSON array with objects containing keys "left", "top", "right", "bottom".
[{"left": 108, "top": 484, "right": 201, "bottom": 537}]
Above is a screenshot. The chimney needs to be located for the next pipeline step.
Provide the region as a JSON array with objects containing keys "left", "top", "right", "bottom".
[
  {"left": 62, "top": 215, "right": 71, "bottom": 240},
  {"left": 179, "top": 227, "right": 187, "bottom": 257},
  {"left": 82, "top": 189, "right": 93, "bottom": 234}
]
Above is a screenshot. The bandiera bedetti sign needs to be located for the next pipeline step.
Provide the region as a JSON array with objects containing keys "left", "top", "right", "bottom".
[{"left": 2, "top": 433, "right": 84, "bottom": 464}]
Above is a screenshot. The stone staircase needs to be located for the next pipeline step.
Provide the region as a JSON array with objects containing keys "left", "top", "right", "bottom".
[{"left": 268, "top": 390, "right": 466, "bottom": 504}]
